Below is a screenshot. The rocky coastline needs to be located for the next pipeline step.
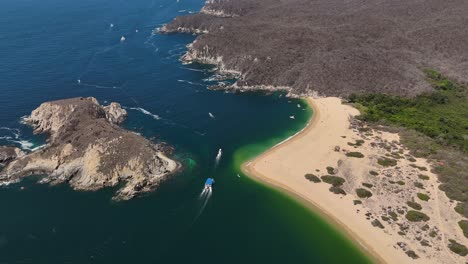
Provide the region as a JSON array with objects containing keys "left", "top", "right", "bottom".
[
  {"left": 0, "top": 97, "right": 180, "bottom": 200},
  {"left": 161, "top": 0, "right": 468, "bottom": 97}
]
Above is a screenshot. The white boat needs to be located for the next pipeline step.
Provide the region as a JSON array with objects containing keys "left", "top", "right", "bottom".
[
  {"left": 120, "top": 36, "right": 126, "bottom": 42},
  {"left": 289, "top": 115, "right": 295, "bottom": 119}
]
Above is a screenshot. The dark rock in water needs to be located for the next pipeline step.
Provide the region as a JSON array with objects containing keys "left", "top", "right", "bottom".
[
  {"left": 0, "top": 146, "right": 24, "bottom": 165},
  {"left": 162, "top": 0, "right": 468, "bottom": 97},
  {"left": 0, "top": 97, "right": 180, "bottom": 200}
]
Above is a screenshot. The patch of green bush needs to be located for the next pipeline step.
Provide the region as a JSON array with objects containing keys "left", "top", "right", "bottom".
[
  {"left": 406, "top": 201, "right": 422, "bottom": 210},
  {"left": 418, "top": 174, "right": 430, "bottom": 180},
  {"left": 326, "top": 166, "right": 336, "bottom": 174},
  {"left": 410, "top": 164, "right": 427, "bottom": 171},
  {"left": 377, "top": 157, "right": 397, "bottom": 167},
  {"left": 356, "top": 188, "right": 373, "bottom": 198},
  {"left": 346, "top": 152, "right": 364, "bottom": 158},
  {"left": 417, "top": 193, "right": 430, "bottom": 201},
  {"left": 414, "top": 182, "right": 424, "bottom": 189},
  {"left": 369, "top": 170, "right": 379, "bottom": 176},
  {"left": 397, "top": 180, "right": 405, "bottom": 185},
  {"left": 448, "top": 239, "right": 467, "bottom": 257},
  {"left": 305, "top": 174, "right": 321, "bottom": 183},
  {"left": 458, "top": 220, "right": 468, "bottom": 239},
  {"left": 329, "top": 186, "right": 346, "bottom": 195},
  {"left": 321, "top": 175, "right": 345, "bottom": 187},
  {"left": 405, "top": 210, "right": 430, "bottom": 222},
  {"left": 353, "top": 200, "right": 362, "bottom": 205},
  {"left": 348, "top": 69, "right": 468, "bottom": 152},
  {"left": 362, "top": 183, "right": 373, "bottom": 188}
]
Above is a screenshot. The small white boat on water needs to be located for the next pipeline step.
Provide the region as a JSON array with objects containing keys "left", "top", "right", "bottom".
[
  {"left": 289, "top": 115, "right": 295, "bottom": 119},
  {"left": 120, "top": 36, "right": 126, "bottom": 42}
]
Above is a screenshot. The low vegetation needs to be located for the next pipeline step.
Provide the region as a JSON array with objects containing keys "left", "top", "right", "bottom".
[
  {"left": 417, "top": 193, "right": 430, "bottom": 201},
  {"left": 418, "top": 174, "right": 430, "bottom": 180},
  {"left": 409, "top": 164, "right": 427, "bottom": 171},
  {"left": 448, "top": 239, "right": 468, "bottom": 257},
  {"left": 346, "top": 152, "right": 364, "bottom": 158},
  {"left": 348, "top": 139, "right": 365, "bottom": 147},
  {"left": 350, "top": 70, "right": 468, "bottom": 217},
  {"left": 362, "top": 183, "right": 373, "bottom": 188},
  {"left": 326, "top": 166, "right": 336, "bottom": 174},
  {"left": 321, "top": 176, "right": 345, "bottom": 187},
  {"left": 305, "top": 174, "right": 321, "bottom": 183},
  {"left": 356, "top": 188, "right": 373, "bottom": 199},
  {"left": 377, "top": 157, "right": 397, "bottom": 167},
  {"left": 413, "top": 182, "right": 424, "bottom": 189},
  {"left": 405, "top": 210, "right": 430, "bottom": 222},
  {"left": 369, "top": 170, "right": 379, "bottom": 176},
  {"left": 458, "top": 220, "right": 468, "bottom": 239},
  {"left": 407, "top": 201, "right": 422, "bottom": 210},
  {"left": 329, "top": 186, "right": 346, "bottom": 195}
]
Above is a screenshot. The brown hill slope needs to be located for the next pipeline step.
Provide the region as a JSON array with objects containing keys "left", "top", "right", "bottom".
[{"left": 163, "top": 0, "right": 468, "bottom": 97}]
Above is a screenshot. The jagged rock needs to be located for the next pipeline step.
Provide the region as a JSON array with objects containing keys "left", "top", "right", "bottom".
[
  {"left": 0, "top": 97, "right": 179, "bottom": 200},
  {"left": 0, "top": 146, "right": 24, "bottom": 164}
]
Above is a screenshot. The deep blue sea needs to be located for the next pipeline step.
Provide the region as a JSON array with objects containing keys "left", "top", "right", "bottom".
[{"left": 0, "top": 1, "right": 370, "bottom": 263}]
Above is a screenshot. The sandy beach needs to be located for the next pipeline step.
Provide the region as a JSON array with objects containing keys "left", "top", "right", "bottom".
[{"left": 243, "top": 97, "right": 466, "bottom": 264}]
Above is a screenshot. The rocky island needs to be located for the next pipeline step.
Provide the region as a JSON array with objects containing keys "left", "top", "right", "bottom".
[
  {"left": 161, "top": 0, "right": 468, "bottom": 97},
  {"left": 0, "top": 97, "right": 179, "bottom": 200}
]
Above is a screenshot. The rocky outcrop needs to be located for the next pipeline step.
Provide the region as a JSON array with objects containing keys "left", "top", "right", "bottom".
[
  {"left": 0, "top": 146, "right": 24, "bottom": 164},
  {"left": 162, "top": 0, "right": 468, "bottom": 97},
  {"left": 0, "top": 97, "right": 179, "bottom": 200}
]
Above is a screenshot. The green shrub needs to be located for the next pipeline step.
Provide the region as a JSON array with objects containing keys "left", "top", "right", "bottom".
[
  {"left": 418, "top": 174, "right": 430, "bottom": 180},
  {"left": 429, "top": 230, "right": 437, "bottom": 238},
  {"left": 321, "top": 176, "right": 345, "bottom": 187},
  {"left": 405, "top": 210, "right": 430, "bottom": 222},
  {"left": 410, "top": 164, "right": 427, "bottom": 171},
  {"left": 377, "top": 157, "right": 397, "bottom": 167},
  {"left": 371, "top": 219, "right": 384, "bottom": 229},
  {"left": 362, "top": 183, "right": 373, "bottom": 188},
  {"left": 406, "top": 201, "right": 422, "bottom": 210},
  {"left": 348, "top": 139, "right": 365, "bottom": 147},
  {"left": 414, "top": 182, "right": 424, "bottom": 189},
  {"left": 356, "top": 188, "right": 373, "bottom": 198},
  {"left": 397, "top": 180, "right": 405, "bottom": 185},
  {"left": 458, "top": 220, "right": 468, "bottom": 239},
  {"left": 346, "top": 152, "right": 364, "bottom": 158},
  {"left": 448, "top": 239, "right": 467, "bottom": 256},
  {"left": 369, "top": 170, "right": 379, "bottom": 176},
  {"left": 305, "top": 174, "right": 321, "bottom": 183},
  {"left": 417, "top": 193, "right": 430, "bottom": 201},
  {"left": 326, "top": 166, "right": 336, "bottom": 174},
  {"left": 388, "top": 211, "right": 398, "bottom": 221},
  {"left": 405, "top": 250, "right": 418, "bottom": 259},
  {"left": 329, "top": 186, "right": 346, "bottom": 195},
  {"left": 353, "top": 200, "right": 362, "bottom": 205},
  {"left": 455, "top": 203, "right": 466, "bottom": 217}
]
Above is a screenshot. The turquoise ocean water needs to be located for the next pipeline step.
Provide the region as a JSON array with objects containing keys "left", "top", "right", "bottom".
[{"left": 0, "top": 0, "right": 371, "bottom": 263}]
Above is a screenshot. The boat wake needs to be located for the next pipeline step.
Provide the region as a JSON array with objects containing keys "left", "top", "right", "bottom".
[
  {"left": 215, "top": 148, "right": 222, "bottom": 167},
  {"left": 194, "top": 187, "right": 212, "bottom": 222},
  {"left": 127, "top": 107, "right": 161, "bottom": 120}
]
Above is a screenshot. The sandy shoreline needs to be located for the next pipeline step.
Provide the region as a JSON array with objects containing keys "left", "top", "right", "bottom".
[{"left": 242, "top": 97, "right": 465, "bottom": 264}]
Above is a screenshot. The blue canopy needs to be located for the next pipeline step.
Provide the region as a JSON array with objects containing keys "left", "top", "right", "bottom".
[{"left": 205, "top": 178, "right": 214, "bottom": 185}]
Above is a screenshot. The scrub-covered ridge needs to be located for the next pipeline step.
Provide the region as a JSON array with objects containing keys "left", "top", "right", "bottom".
[{"left": 162, "top": 0, "right": 468, "bottom": 97}]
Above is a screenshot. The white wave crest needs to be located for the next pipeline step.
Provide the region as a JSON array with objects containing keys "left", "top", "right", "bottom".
[{"left": 128, "top": 107, "right": 161, "bottom": 120}]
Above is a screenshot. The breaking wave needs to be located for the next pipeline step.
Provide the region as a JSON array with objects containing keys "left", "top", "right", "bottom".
[{"left": 127, "top": 107, "right": 161, "bottom": 120}]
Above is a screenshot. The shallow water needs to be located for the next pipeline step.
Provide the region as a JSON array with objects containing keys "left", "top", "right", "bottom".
[{"left": 0, "top": 0, "right": 371, "bottom": 263}]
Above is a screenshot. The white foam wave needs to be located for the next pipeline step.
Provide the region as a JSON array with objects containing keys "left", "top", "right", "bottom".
[
  {"left": 0, "top": 179, "right": 20, "bottom": 187},
  {"left": 128, "top": 107, "right": 161, "bottom": 120},
  {"left": 177, "top": 79, "right": 206, "bottom": 87}
]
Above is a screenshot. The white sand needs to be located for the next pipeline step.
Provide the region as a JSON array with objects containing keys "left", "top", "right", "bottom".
[{"left": 243, "top": 97, "right": 466, "bottom": 264}]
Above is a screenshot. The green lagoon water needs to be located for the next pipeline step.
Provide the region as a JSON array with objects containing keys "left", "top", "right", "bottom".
[{"left": 0, "top": 0, "right": 371, "bottom": 263}]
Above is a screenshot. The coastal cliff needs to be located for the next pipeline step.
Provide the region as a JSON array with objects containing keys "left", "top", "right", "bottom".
[
  {"left": 0, "top": 97, "right": 179, "bottom": 200},
  {"left": 162, "top": 0, "right": 468, "bottom": 97}
]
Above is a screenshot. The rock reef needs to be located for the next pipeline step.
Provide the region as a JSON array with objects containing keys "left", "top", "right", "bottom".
[
  {"left": 162, "top": 0, "right": 468, "bottom": 97},
  {"left": 0, "top": 97, "right": 179, "bottom": 200}
]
